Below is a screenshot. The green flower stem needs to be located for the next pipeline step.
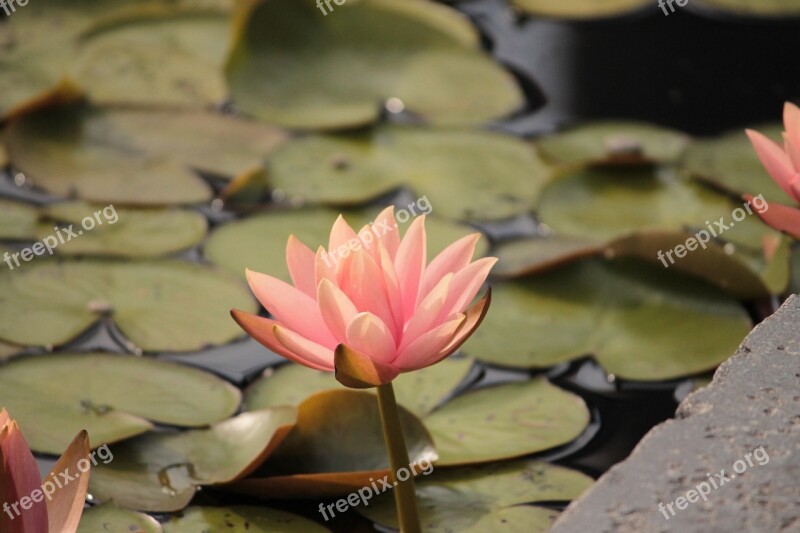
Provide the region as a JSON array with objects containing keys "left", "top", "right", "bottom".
[{"left": 376, "top": 382, "right": 422, "bottom": 533}]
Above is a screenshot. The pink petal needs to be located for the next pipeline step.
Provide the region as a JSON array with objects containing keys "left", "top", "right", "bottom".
[
  {"left": 783, "top": 102, "right": 800, "bottom": 152},
  {"left": 341, "top": 250, "right": 398, "bottom": 340},
  {"left": 0, "top": 418, "right": 49, "bottom": 533},
  {"left": 315, "top": 246, "right": 337, "bottom": 288},
  {"left": 46, "top": 431, "right": 90, "bottom": 533},
  {"left": 394, "top": 314, "right": 465, "bottom": 371},
  {"left": 317, "top": 278, "right": 358, "bottom": 344},
  {"left": 438, "top": 257, "right": 497, "bottom": 320},
  {"left": 274, "top": 324, "right": 337, "bottom": 370},
  {"left": 328, "top": 215, "right": 358, "bottom": 260},
  {"left": 231, "top": 310, "right": 333, "bottom": 371},
  {"left": 421, "top": 289, "right": 492, "bottom": 370},
  {"left": 246, "top": 269, "right": 336, "bottom": 348},
  {"left": 394, "top": 216, "right": 427, "bottom": 317},
  {"left": 746, "top": 129, "right": 799, "bottom": 202},
  {"left": 346, "top": 312, "right": 397, "bottom": 363},
  {"left": 398, "top": 273, "right": 453, "bottom": 354},
  {"left": 379, "top": 244, "right": 405, "bottom": 335},
  {"left": 745, "top": 194, "right": 800, "bottom": 240},
  {"left": 286, "top": 235, "right": 317, "bottom": 298},
  {"left": 371, "top": 206, "right": 400, "bottom": 259},
  {"left": 420, "top": 233, "right": 481, "bottom": 298}
]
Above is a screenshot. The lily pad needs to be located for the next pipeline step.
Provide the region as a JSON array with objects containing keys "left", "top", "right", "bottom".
[
  {"left": 245, "top": 358, "right": 475, "bottom": 418},
  {"left": 265, "top": 127, "right": 552, "bottom": 220},
  {"left": 693, "top": 0, "right": 800, "bottom": 16},
  {"left": 493, "top": 236, "right": 606, "bottom": 278},
  {"left": 225, "top": 0, "right": 523, "bottom": 129},
  {"left": 228, "top": 390, "right": 437, "bottom": 499},
  {"left": 359, "top": 459, "right": 593, "bottom": 532},
  {"left": 0, "top": 353, "right": 241, "bottom": 454},
  {"left": 792, "top": 247, "right": 800, "bottom": 295},
  {"left": 90, "top": 408, "right": 297, "bottom": 512},
  {"left": 509, "top": 0, "right": 648, "bottom": 19},
  {"left": 424, "top": 379, "right": 590, "bottom": 466},
  {"left": 536, "top": 121, "right": 690, "bottom": 166},
  {"left": 35, "top": 202, "right": 208, "bottom": 258},
  {"left": 78, "top": 503, "right": 163, "bottom": 533},
  {"left": 4, "top": 101, "right": 287, "bottom": 205},
  {"left": 205, "top": 206, "right": 487, "bottom": 284},
  {"left": 0, "top": 259, "right": 257, "bottom": 352},
  {"left": 462, "top": 258, "right": 752, "bottom": 380},
  {"left": 0, "top": 199, "right": 38, "bottom": 239},
  {"left": 682, "top": 123, "right": 789, "bottom": 204},
  {"left": 163, "top": 506, "right": 329, "bottom": 532}
]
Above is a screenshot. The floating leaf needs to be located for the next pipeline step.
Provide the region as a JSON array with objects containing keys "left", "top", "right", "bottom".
[
  {"left": 360, "top": 459, "right": 593, "bottom": 532},
  {"left": 424, "top": 379, "right": 590, "bottom": 465},
  {"left": 0, "top": 199, "right": 38, "bottom": 239},
  {"left": 509, "top": 0, "right": 647, "bottom": 19},
  {"left": 245, "top": 358, "right": 475, "bottom": 418},
  {"left": 0, "top": 353, "right": 241, "bottom": 454},
  {"left": 205, "top": 206, "right": 488, "bottom": 283},
  {"left": 35, "top": 202, "right": 208, "bottom": 258},
  {"left": 78, "top": 503, "right": 163, "bottom": 533},
  {"left": 90, "top": 408, "right": 297, "bottom": 513},
  {"left": 0, "top": 259, "right": 257, "bottom": 352},
  {"left": 265, "top": 127, "right": 552, "bottom": 220},
  {"left": 493, "top": 237, "right": 605, "bottom": 278},
  {"left": 692, "top": 0, "right": 800, "bottom": 16},
  {"left": 682, "top": 123, "right": 789, "bottom": 204},
  {"left": 536, "top": 121, "right": 689, "bottom": 166},
  {"left": 4, "top": 101, "right": 287, "bottom": 205},
  {"left": 463, "top": 258, "right": 752, "bottom": 380},
  {"left": 163, "top": 506, "right": 329, "bottom": 532},
  {"left": 229, "top": 390, "right": 437, "bottom": 499},
  {"left": 225, "top": 0, "right": 523, "bottom": 129}
]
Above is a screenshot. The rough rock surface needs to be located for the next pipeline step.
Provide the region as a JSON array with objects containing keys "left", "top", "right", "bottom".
[{"left": 551, "top": 295, "right": 800, "bottom": 533}]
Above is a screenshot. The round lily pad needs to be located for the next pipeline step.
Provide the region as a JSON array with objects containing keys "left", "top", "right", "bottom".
[
  {"left": 359, "top": 459, "right": 593, "bottom": 532},
  {"left": 682, "top": 123, "right": 789, "bottom": 204},
  {"left": 163, "top": 506, "right": 329, "bottom": 533},
  {"left": 0, "top": 259, "right": 257, "bottom": 352},
  {"left": 266, "top": 126, "right": 553, "bottom": 220},
  {"left": 462, "top": 258, "right": 753, "bottom": 380},
  {"left": 0, "top": 353, "right": 241, "bottom": 454},
  {"left": 205, "top": 206, "right": 487, "bottom": 284},
  {"left": 225, "top": 0, "right": 523, "bottom": 129},
  {"left": 536, "top": 121, "right": 690, "bottom": 166},
  {"left": 229, "top": 389, "right": 437, "bottom": 499},
  {"left": 493, "top": 236, "right": 606, "bottom": 278},
  {"left": 90, "top": 408, "right": 297, "bottom": 512},
  {"left": 0, "top": 199, "right": 38, "bottom": 240},
  {"left": 78, "top": 503, "right": 163, "bottom": 533},
  {"left": 424, "top": 379, "right": 590, "bottom": 466},
  {"left": 509, "top": 0, "right": 648, "bottom": 19},
  {"left": 4, "top": 101, "right": 287, "bottom": 205},
  {"left": 692, "top": 0, "right": 800, "bottom": 16}
]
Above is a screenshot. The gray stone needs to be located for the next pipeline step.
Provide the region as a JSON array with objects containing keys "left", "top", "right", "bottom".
[{"left": 551, "top": 295, "right": 800, "bottom": 533}]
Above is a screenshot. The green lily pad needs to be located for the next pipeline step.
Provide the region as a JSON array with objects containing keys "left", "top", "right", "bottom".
[
  {"left": 163, "top": 506, "right": 329, "bottom": 532},
  {"left": 78, "top": 503, "right": 163, "bottom": 533},
  {"left": 462, "top": 258, "right": 752, "bottom": 380},
  {"left": 493, "top": 236, "right": 606, "bottom": 278},
  {"left": 682, "top": 123, "right": 789, "bottom": 204},
  {"left": 229, "top": 389, "right": 437, "bottom": 499},
  {"left": 0, "top": 199, "right": 38, "bottom": 239},
  {"left": 424, "top": 379, "right": 590, "bottom": 466},
  {"left": 205, "top": 206, "right": 488, "bottom": 283},
  {"left": 4, "top": 101, "right": 287, "bottom": 205},
  {"left": 0, "top": 259, "right": 257, "bottom": 352},
  {"left": 537, "top": 166, "right": 775, "bottom": 248},
  {"left": 536, "top": 121, "right": 690, "bottom": 166},
  {"left": 245, "top": 358, "right": 475, "bottom": 418},
  {"left": 225, "top": 0, "right": 523, "bottom": 129},
  {"left": 90, "top": 408, "right": 297, "bottom": 512},
  {"left": 34, "top": 202, "right": 208, "bottom": 258},
  {"left": 693, "top": 0, "right": 800, "bottom": 16},
  {"left": 359, "top": 459, "right": 593, "bottom": 532},
  {"left": 508, "top": 0, "right": 647, "bottom": 19},
  {"left": 0, "top": 353, "right": 241, "bottom": 454},
  {"left": 265, "top": 126, "right": 552, "bottom": 220}
]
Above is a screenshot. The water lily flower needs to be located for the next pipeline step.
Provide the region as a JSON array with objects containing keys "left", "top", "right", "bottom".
[
  {"left": 745, "top": 102, "right": 800, "bottom": 239},
  {"left": 0, "top": 409, "right": 90, "bottom": 533},
  {"left": 231, "top": 207, "right": 495, "bottom": 388}
]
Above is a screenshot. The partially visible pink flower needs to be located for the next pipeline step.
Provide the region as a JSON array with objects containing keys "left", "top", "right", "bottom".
[
  {"left": 232, "top": 207, "right": 494, "bottom": 388},
  {"left": 745, "top": 102, "right": 800, "bottom": 238},
  {"left": 0, "top": 409, "right": 91, "bottom": 533}
]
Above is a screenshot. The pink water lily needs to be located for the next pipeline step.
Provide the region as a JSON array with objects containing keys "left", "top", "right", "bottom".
[
  {"left": 231, "top": 207, "right": 494, "bottom": 388},
  {"left": 745, "top": 102, "right": 800, "bottom": 238},
  {"left": 0, "top": 409, "right": 90, "bottom": 533}
]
